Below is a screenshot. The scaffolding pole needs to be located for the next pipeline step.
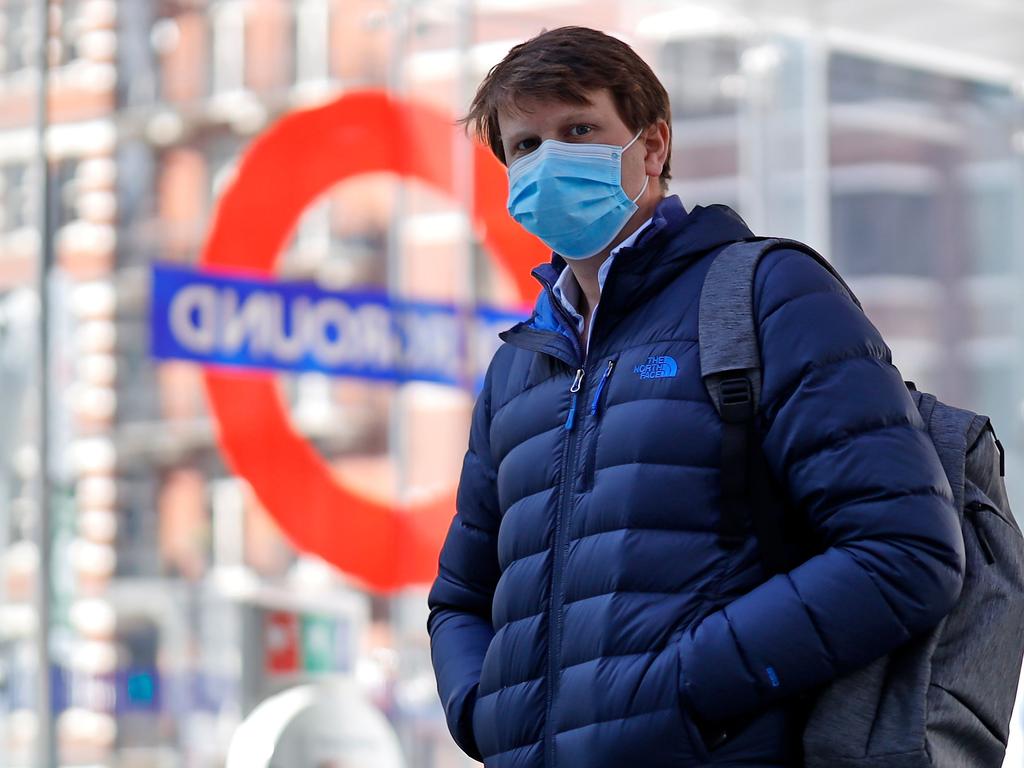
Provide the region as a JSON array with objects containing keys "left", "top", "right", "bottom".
[{"left": 34, "top": 0, "right": 57, "bottom": 765}]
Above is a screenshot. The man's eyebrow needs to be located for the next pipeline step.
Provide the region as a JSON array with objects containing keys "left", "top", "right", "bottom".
[
  {"left": 505, "top": 130, "right": 536, "bottom": 147},
  {"left": 559, "top": 112, "right": 598, "bottom": 125}
]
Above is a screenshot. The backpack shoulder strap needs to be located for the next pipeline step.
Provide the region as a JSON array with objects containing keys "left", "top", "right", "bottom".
[
  {"left": 698, "top": 238, "right": 768, "bottom": 416},
  {"left": 699, "top": 238, "right": 773, "bottom": 547},
  {"left": 699, "top": 237, "right": 861, "bottom": 416},
  {"left": 699, "top": 237, "right": 860, "bottom": 568}
]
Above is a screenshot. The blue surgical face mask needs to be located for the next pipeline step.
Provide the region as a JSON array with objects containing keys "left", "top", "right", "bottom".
[{"left": 506, "top": 130, "right": 650, "bottom": 261}]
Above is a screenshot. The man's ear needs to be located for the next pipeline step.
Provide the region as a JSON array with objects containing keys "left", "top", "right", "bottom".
[{"left": 643, "top": 119, "right": 671, "bottom": 179}]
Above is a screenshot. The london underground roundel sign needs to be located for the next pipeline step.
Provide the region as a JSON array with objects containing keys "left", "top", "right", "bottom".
[{"left": 198, "top": 91, "right": 545, "bottom": 592}]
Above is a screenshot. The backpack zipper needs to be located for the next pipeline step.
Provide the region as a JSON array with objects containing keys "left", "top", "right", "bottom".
[{"left": 965, "top": 502, "right": 997, "bottom": 565}]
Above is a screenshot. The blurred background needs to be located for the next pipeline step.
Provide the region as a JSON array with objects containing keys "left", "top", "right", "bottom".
[{"left": 0, "top": 0, "right": 1022, "bottom": 766}]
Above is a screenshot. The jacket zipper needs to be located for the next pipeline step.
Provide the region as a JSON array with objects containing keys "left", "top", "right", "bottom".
[
  {"left": 512, "top": 264, "right": 599, "bottom": 767},
  {"left": 582, "top": 360, "right": 616, "bottom": 490},
  {"left": 545, "top": 366, "right": 586, "bottom": 767},
  {"left": 565, "top": 368, "right": 585, "bottom": 430}
]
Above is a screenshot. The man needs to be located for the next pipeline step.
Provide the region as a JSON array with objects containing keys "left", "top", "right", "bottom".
[{"left": 427, "top": 26, "right": 964, "bottom": 768}]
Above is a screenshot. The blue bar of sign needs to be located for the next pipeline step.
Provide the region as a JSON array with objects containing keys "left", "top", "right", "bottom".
[
  {"left": 150, "top": 264, "right": 525, "bottom": 387},
  {"left": 19, "top": 665, "right": 233, "bottom": 715}
]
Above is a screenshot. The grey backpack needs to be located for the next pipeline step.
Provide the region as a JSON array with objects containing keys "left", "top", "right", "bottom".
[{"left": 698, "top": 237, "right": 1024, "bottom": 767}]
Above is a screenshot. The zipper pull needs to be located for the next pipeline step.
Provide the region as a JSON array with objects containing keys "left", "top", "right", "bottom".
[
  {"left": 570, "top": 368, "right": 585, "bottom": 393},
  {"left": 565, "top": 368, "right": 585, "bottom": 431},
  {"left": 590, "top": 359, "right": 616, "bottom": 416}
]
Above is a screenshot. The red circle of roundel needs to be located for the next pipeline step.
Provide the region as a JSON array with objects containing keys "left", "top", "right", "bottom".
[{"left": 199, "top": 90, "right": 545, "bottom": 593}]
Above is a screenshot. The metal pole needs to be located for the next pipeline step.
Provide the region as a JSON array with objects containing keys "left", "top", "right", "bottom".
[
  {"left": 456, "top": 0, "right": 478, "bottom": 380},
  {"left": 803, "top": 32, "right": 830, "bottom": 260},
  {"left": 34, "top": 0, "right": 57, "bottom": 765},
  {"left": 737, "top": 37, "right": 768, "bottom": 235},
  {"left": 387, "top": 0, "right": 409, "bottom": 502}
]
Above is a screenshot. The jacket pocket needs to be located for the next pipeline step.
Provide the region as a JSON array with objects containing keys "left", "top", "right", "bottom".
[
  {"left": 672, "top": 639, "right": 713, "bottom": 762},
  {"left": 679, "top": 705, "right": 714, "bottom": 763}
]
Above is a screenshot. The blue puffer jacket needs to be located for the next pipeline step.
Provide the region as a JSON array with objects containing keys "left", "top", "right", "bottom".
[{"left": 427, "top": 196, "right": 965, "bottom": 767}]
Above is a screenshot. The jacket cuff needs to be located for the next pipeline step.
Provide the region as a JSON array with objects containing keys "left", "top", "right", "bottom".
[
  {"left": 677, "top": 636, "right": 763, "bottom": 754},
  {"left": 676, "top": 614, "right": 764, "bottom": 722},
  {"left": 449, "top": 681, "right": 483, "bottom": 762}
]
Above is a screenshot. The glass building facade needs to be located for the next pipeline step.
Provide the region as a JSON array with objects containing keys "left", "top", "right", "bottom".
[{"left": 0, "top": 0, "right": 1021, "bottom": 765}]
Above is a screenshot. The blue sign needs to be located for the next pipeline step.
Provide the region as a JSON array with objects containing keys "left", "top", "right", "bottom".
[
  {"left": 30, "top": 665, "right": 234, "bottom": 716},
  {"left": 150, "top": 264, "right": 526, "bottom": 387}
]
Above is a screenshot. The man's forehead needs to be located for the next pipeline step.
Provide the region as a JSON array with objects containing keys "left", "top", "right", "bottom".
[
  {"left": 497, "top": 91, "right": 612, "bottom": 134},
  {"left": 500, "top": 92, "right": 595, "bottom": 118}
]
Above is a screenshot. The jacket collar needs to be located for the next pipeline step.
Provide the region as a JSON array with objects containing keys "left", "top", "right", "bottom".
[{"left": 502, "top": 196, "right": 756, "bottom": 361}]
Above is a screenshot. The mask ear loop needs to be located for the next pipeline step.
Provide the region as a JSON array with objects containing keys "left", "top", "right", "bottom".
[
  {"left": 630, "top": 174, "right": 651, "bottom": 204},
  {"left": 622, "top": 129, "right": 644, "bottom": 152},
  {"left": 623, "top": 128, "right": 651, "bottom": 204}
]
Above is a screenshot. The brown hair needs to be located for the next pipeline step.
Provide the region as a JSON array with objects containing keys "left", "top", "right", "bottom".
[{"left": 462, "top": 26, "right": 672, "bottom": 189}]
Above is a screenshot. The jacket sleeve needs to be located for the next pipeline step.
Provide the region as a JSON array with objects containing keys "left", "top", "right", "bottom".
[
  {"left": 677, "top": 247, "right": 966, "bottom": 724},
  {"left": 427, "top": 360, "right": 503, "bottom": 761}
]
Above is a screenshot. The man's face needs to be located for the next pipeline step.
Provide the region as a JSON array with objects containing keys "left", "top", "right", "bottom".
[{"left": 496, "top": 88, "right": 652, "bottom": 202}]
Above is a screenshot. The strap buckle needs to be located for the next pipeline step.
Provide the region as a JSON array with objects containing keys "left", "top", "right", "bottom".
[{"left": 719, "top": 377, "right": 754, "bottom": 423}]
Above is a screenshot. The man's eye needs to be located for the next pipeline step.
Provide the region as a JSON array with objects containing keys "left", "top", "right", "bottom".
[
  {"left": 568, "top": 125, "right": 593, "bottom": 138},
  {"left": 515, "top": 139, "right": 539, "bottom": 154}
]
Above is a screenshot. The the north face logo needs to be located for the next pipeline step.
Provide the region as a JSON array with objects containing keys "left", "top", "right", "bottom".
[{"left": 633, "top": 355, "right": 678, "bottom": 380}]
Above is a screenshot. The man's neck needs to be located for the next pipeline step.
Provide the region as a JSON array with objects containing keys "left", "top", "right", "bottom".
[{"left": 570, "top": 195, "right": 661, "bottom": 318}]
